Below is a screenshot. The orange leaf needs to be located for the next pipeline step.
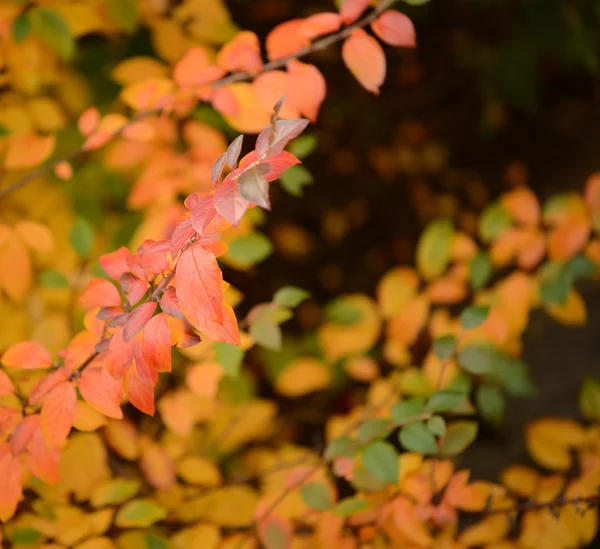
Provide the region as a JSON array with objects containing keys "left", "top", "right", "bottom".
[
  {"left": 0, "top": 443, "right": 22, "bottom": 522},
  {"left": 548, "top": 217, "right": 591, "bottom": 261},
  {"left": 426, "top": 276, "right": 467, "bottom": 305},
  {"left": 80, "top": 279, "right": 121, "bottom": 308},
  {"left": 25, "top": 427, "right": 60, "bottom": 484},
  {"left": 388, "top": 295, "right": 430, "bottom": 346},
  {"left": 142, "top": 313, "right": 172, "bottom": 373},
  {"left": 0, "top": 231, "right": 31, "bottom": 302},
  {"left": 173, "top": 47, "right": 225, "bottom": 88},
  {"left": 11, "top": 415, "right": 40, "bottom": 456},
  {"left": 253, "top": 71, "right": 298, "bottom": 119},
  {"left": 139, "top": 440, "right": 175, "bottom": 490},
  {"left": 217, "top": 31, "right": 263, "bottom": 75},
  {"left": 78, "top": 107, "right": 100, "bottom": 136},
  {"left": 79, "top": 367, "right": 123, "bottom": 420},
  {"left": 41, "top": 381, "right": 77, "bottom": 447},
  {"left": 186, "top": 361, "right": 224, "bottom": 398},
  {"left": 340, "top": 0, "right": 371, "bottom": 24},
  {"left": 371, "top": 10, "right": 416, "bottom": 47},
  {"left": 14, "top": 220, "right": 54, "bottom": 253},
  {"left": 545, "top": 289, "right": 587, "bottom": 326},
  {"left": 266, "top": 20, "right": 310, "bottom": 61},
  {"left": 525, "top": 418, "right": 586, "bottom": 471},
  {"left": 300, "top": 13, "right": 343, "bottom": 40},
  {"left": 286, "top": 60, "right": 326, "bottom": 122},
  {"left": 502, "top": 187, "right": 540, "bottom": 226},
  {"left": 29, "top": 367, "right": 71, "bottom": 405},
  {"left": 120, "top": 77, "right": 175, "bottom": 111},
  {"left": 392, "top": 497, "right": 433, "bottom": 547},
  {"left": 54, "top": 160, "right": 73, "bottom": 180},
  {"left": 2, "top": 341, "right": 52, "bottom": 369},
  {"left": 124, "top": 366, "right": 155, "bottom": 416},
  {"left": 0, "top": 370, "right": 13, "bottom": 397},
  {"left": 342, "top": 29, "right": 386, "bottom": 95},
  {"left": 4, "top": 133, "right": 55, "bottom": 170}
]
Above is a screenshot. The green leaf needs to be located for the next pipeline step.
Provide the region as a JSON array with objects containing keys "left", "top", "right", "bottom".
[
  {"left": 425, "top": 390, "right": 466, "bottom": 413},
  {"left": 579, "top": 377, "right": 600, "bottom": 420},
  {"left": 250, "top": 317, "right": 282, "bottom": 351},
  {"left": 479, "top": 202, "right": 512, "bottom": 243},
  {"left": 432, "top": 334, "right": 456, "bottom": 360},
  {"left": 426, "top": 416, "right": 447, "bottom": 437},
  {"left": 273, "top": 286, "right": 311, "bottom": 308},
  {"left": 416, "top": 219, "right": 453, "bottom": 280},
  {"left": 326, "top": 437, "right": 358, "bottom": 459},
  {"left": 115, "top": 499, "right": 167, "bottom": 528},
  {"left": 334, "top": 497, "right": 371, "bottom": 517},
  {"left": 29, "top": 7, "right": 74, "bottom": 60},
  {"left": 457, "top": 345, "right": 497, "bottom": 375},
  {"left": 357, "top": 419, "right": 394, "bottom": 443},
  {"left": 446, "top": 373, "right": 473, "bottom": 394},
  {"left": 566, "top": 255, "right": 596, "bottom": 279},
  {"left": 90, "top": 478, "right": 141, "bottom": 507},
  {"left": 361, "top": 441, "right": 399, "bottom": 484},
  {"left": 214, "top": 342, "right": 244, "bottom": 377},
  {"left": 391, "top": 397, "right": 425, "bottom": 425},
  {"left": 399, "top": 422, "right": 438, "bottom": 454},
  {"left": 225, "top": 232, "right": 273, "bottom": 267},
  {"left": 460, "top": 305, "right": 490, "bottom": 329},
  {"left": 39, "top": 269, "right": 68, "bottom": 289},
  {"left": 279, "top": 165, "right": 314, "bottom": 196},
  {"left": 12, "top": 12, "right": 30, "bottom": 42},
  {"left": 11, "top": 528, "right": 42, "bottom": 545},
  {"left": 287, "top": 134, "right": 318, "bottom": 159},
  {"left": 325, "top": 298, "right": 363, "bottom": 325},
  {"left": 300, "top": 482, "right": 333, "bottom": 511},
  {"left": 146, "top": 534, "right": 168, "bottom": 549},
  {"left": 469, "top": 251, "right": 493, "bottom": 291},
  {"left": 486, "top": 356, "right": 535, "bottom": 397},
  {"left": 0, "top": 125, "right": 10, "bottom": 137},
  {"left": 440, "top": 421, "right": 478, "bottom": 456},
  {"left": 106, "top": 0, "right": 139, "bottom": 32},
  {"left": 539, "top": 264, "right": 571, "bottom": 305},
  {"left": 69, "top": 217, "right": 95, "bottom": 257},
  {"left": 476, "top": 385, "right": 505, "bottom": 427}
]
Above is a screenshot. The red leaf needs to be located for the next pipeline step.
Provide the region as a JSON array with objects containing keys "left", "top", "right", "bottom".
[
  {"left": 120, "top": 272, "right": 148, "bottom": 306},
  {"left": 100, "top": 247, "right": 132, "bottom": 280},
  {"left": 240, "top": 151, "right": 300, "bottom": 182},
  {"left": 342, "top": 29, "right": 386, "bottom": 94},
  {"left": 79, "top": 367, "right": 123, "bottom": 419},
  {"left": 176, "top": 244, "right": 239, "bottom": 344},
  {"left": 124, "top": 366, "right": 155, "bottom": 416},
  {"left": 266, "top": 20, "right": 310, "bottom": 61},
  {"left": 0, "top": 443, "right": 22, "bottom": 522},
  {"left": 0, "top": 370, "right": 14, "bottom": 397},
  {"left": 340, "top": 0, "right": 371, "bottom": 24},
  {"left": 371, "top": 10, "right": 416, "bottom": 47},
  {"left": 143, "top": 313, "right": 172, "bottom": 372},
  {"left": 159, "top": 286, "right": 184, "bottom": 320},
  {"left": 25, "top": 428, "right": 60, "bottom": 485},
  {"left": 80, "top": 279, "right": 121, "bottom": 308},
  {"left": 11, "top": 415, "right": 40, "bottom": 456},
  {"left": 123, "top": 302, "right": 157, "bottom": 341},
  {"left": 28, "top": 368, "right": 70, "bottom": 405},
  {"left": 286, "top": 60, "right": 326, "bottom": 122},
  {"left": 169, "top": 218, "right": 196, "bottom": 260},
  {"left": 255, "top": 119, "right": 310, "bottom": 158},
  {"left": 191, "top": 195, "right": 219, "bottom": 234},
  {"left": 214, "top": 177, "right": 251, "bottom": 227},
  {"left": 300, "top": 12, "right": 343, "bottom": 39},
  {"left": 2, "top": 341, "right": 52, "bottom": 370},
  {"left": 41, "top": 381, "right": 76, "bottom": 447}
]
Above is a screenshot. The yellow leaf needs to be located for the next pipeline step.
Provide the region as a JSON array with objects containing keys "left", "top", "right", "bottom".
[
  {"left": 14, "top": 220, "right": 54, "bottom": 254},
  {"left": 73, "top": 401, "right": 107, "bottom": 432},
  {"left": 111, "top": 57, "right": 169, "bottom": 85},
  {"left": 171, "top": 523, "right": 221, "bottom": 549},
  {"left": 416, "top": 219, "right": 454, "bottom": 281},
  {"left": 343, "top": 356, "right": 379, "bottom": 382},
  {"left": 54, "top": 506, "right": 94, "bottom": 546},
  {"left": 90, "top": 478, "right": 141, "bottom": 508},
  {"left": 90, "top": 509, "right": 115, "bottom": 536},
  {"left": 58, "top": 433, "right": 110, "bottom": 501},
  {"left": 525, "top": 418, "right": 586, "bottom": 471},
  {"left": 176, "top": 486, "right": 258, "bottom": 526},
  {"left": 139, "top": 440, "right": 175, "bottom": 491},
  {"left": 120, "top": 77, "right": 174, "bottom": 111},
  {"left": 545, "top": 289, "right": 587, "bottom": 326},
  {"left": 75, "top": 538, "right": 117, "bottom": 549},
  {"left": 458, "top": 515, "right": 510, "bottom": 546},
  {"left": 4, "top": 133, "right": 55, "bottom": 169},
  {"left": 499, "top": 465, "right": 539, "bottom": 498},
  {"left": 376, "top": 267, "right": 419, "bottom": 318},
  {"left": 115, "top": 499, "right": 167, "bottom": 528},
  {"left": 177, "top": 456, "right": 222, "bottom": 487},
  {"left": 222, "top": 83, "right": 271, "bottom": 134},
  {"left": 104, "top": 419, "right": 140, "bottom": 460},
  {"left": 275, "top": 357, "right": 332, "bottom": 397},
  {"left": 28, "top": 97, "right": 67, "bottom": 132}
]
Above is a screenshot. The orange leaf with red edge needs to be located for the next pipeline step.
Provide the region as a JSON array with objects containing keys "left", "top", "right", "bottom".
[
  {"left": 371, "top": 10, "right": 416, "bottom": 47},
  {"left": 4, "top": 134, "right": 55, "bottom": 170},
  {"left": 342, "top": 29, "right": 386, "bottom": 95},
  {"left": 266, "top": 20, "right": 310, "bottom": 61},
  {"left": 99, "top": 247, "right": 132, "bottom": 281},
  {"left": 548, "top": 217, "right": 591, "bottom": 261},
  {"left": 124, "top": 366, "right": 155, "bottom": 416},
  {"left": 80, "top": 279, "right": 121, "bottom": 308},
  {"left": 78, "top": 107, "right": 100, "bottom": 136},
  {"left": 79, "top": 367, "right": 123, "bottom": 420},
  {"left": 340, "top": 0, "right": 371, "bottom": 24},
  {"left": 2, "top": 341, "right": 52, "bottom": 370},
  {"left": 301, "top": 13, "right": 343, "bottom": 39},
  {"left": 41, "top": 381, "right": 77, "bottom": 447},
  {"left": 11, "top": 415, "right": 40, "bottom": 456},
  {"left": 123, "top": 302, "right": 157, "bottom": 341},
  {"left": 143, "top": 313, "right": 172, "bottom": 373},
  {"left": 502, "top": 187, "right": 540, "bottom": 226},
  {"left": 0, "top": 443, "right": 22, "bottom": 522},
  {"left": 29, "top": 367, "right": 71, "bottom": 405},
  {"left": 217, "top": 31, "right": 262, "bottom": 75},
  {"left": 0, "top": 370, "right": 13, "bottom": 397},
  {"left": 286, "top": 60, "right": 326, "bottom": 122}
]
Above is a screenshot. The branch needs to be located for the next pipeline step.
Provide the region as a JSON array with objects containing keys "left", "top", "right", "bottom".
[{"left": 0, "top": 0, "right": 396, "bottom": 201}]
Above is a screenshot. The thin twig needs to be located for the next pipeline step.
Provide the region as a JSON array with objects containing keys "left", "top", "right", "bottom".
[{"left": 0, "top": 0, "right": 396, "bottom": 201}]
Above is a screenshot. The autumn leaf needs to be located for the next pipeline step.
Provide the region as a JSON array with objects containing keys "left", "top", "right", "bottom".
[
  {"left": 266, "top": 20, "right": 309, "bottom": 60},
  {"left": 342, "top": 29, "right": 386, "bottom": 94},
  {"left": 2, "top": 341, "right": 52, "bottom": 369},
  {"left": 80, "top": 279, "right": 121, "bottom": 308},
  {"left": 371, "top": 10, "right": 416, "bottom": 47},
  {"left": 340, "top": 0, "right": 371, "bottom": 24},
  {"left": 78, "top": 367, "right": 124, "bottom": 419},
  {"left": 4, "top": 133, "right": 55, "bottom": 170},
  {"left": 286, "top": 61, "right": 326, "bottom": 122},
  {"left": 217, "top": 31, "right": 262, "bottom": 74},
  {"left": 41, "top": 381, "right": 77, "bottom": 447},
  {"left": 0, "top": 443, "right": 22, "bottom": 522}
]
